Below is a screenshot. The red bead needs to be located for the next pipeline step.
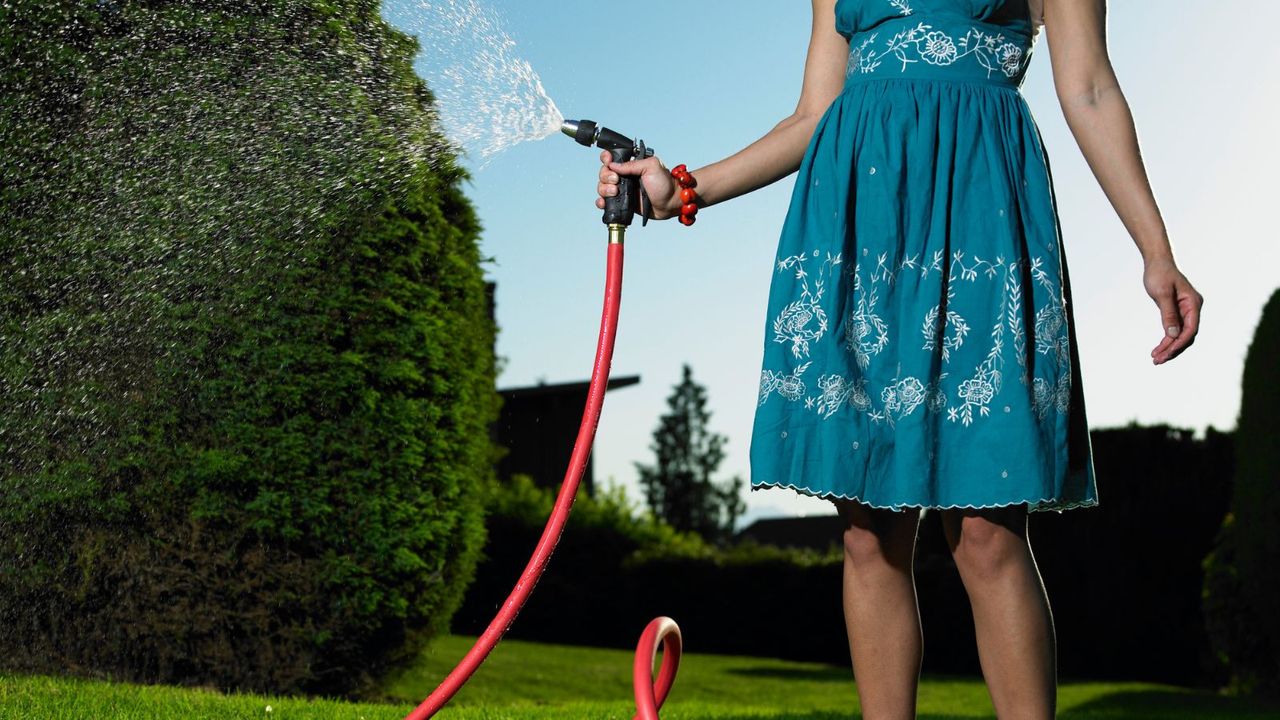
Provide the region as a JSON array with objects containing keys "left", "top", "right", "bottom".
[
  {"left": 673, "top": 172, "right": 691, "bottom": 187},
  {"left": 671, "top": 164, "right": 687, "bottom": 176},
  {"left": 678, "top": 214, "right": 695, "bottom": 226},
  {"left": 681, "top": 202, "right": 699, "bottom": 216},
  {"left": 682, "top": 173, "right": 697, "bottom": 188},
  {"left": 680, "top": 187, "right": 697, "bottom": 203}
]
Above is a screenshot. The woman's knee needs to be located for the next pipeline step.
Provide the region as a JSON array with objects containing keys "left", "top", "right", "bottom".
[
  {"left": 944, "top": 507, "right": 1029, "bottom": 578},
  {"left": 833, "top": 498, "right": 920, "bottom": 566},
  {"left": 841, "top": 522, "right": 886, "bottom": 565}
]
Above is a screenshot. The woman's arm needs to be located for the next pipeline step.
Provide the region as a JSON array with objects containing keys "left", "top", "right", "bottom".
[
  {"left": 1043, "top": 0, "right": 1203, "bottom": 364},
  {"left": 596, "top": 0, "right": 848, "bottom": 217}
]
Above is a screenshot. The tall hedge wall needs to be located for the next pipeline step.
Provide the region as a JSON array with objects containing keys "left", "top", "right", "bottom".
[
  {"left": 0, "top": 0, "right": 500, "bottom": 697},
  {"left": 1203, "top": 287, "right": 1280, "bottom": 697}
]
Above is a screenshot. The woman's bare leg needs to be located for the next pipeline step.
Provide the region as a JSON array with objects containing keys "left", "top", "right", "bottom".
[
  {"left": 940, "top": 505, "right": 1056, "bottom": 720},
  {"left": 833, "top": 498, "right": 924, "bottom": 720}
]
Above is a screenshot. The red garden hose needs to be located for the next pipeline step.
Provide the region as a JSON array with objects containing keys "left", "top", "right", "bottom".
[{"left": 404, "top": 225, "right": 683, "bottom": 720}]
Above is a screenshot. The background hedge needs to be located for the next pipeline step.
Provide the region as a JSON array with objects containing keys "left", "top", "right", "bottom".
[
  {"left": 0, "top": 0, "right": 500, "bottom": 697},
  {"left": 1203, "top": 287, "right": 1280, "bottom": 697},
  {"left": 459, "top": 424, "right": 1234, "bottom": 688}
]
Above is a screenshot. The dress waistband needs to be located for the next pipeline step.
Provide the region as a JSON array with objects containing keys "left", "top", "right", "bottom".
[{"left": 844, "top": 14, "right": 1035, "bottom": 90}]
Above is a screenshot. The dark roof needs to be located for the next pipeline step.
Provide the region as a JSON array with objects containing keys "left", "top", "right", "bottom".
[
  {"left": 736, "top": 515, "right": 844, "bottom": 552},
  {"left": 498, "top": 374, "right": 640, "bottom": 398}
]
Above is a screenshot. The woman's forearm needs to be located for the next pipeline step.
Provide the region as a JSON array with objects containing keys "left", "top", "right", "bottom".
[
  {"left": 684, "top": 111, "right": 824, "bottom": 209},
  {"left": 1058, "top": 78, "right": 1174, "bottom": 265}
]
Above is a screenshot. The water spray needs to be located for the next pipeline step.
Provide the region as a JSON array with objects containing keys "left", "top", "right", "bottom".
[{"left": 403, "top": 120, "right": 682, "bottom": 720}]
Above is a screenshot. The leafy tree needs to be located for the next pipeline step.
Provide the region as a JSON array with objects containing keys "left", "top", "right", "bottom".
[{"left": 634, "top": 363, "right": 746, "bottom": 545}]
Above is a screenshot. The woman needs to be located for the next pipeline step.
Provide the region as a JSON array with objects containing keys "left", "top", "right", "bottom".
[{"left": 595, "top": 0, "right": 1202, "bottom": 716}]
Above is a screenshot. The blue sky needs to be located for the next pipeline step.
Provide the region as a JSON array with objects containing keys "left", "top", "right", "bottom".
[{"left": 383, "top": 1, "right": 1279, "bottom": 529}]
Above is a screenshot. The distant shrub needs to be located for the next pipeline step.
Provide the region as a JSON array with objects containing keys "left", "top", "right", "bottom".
[
  {"left": 479, "top": 473, "right": 711, "bottom": 562},
  {"left": 625, "top": 532, "right": 840, "bottom": 567},
  {"left": 455, "top": 474, "right": 840, "bottom": 659}
]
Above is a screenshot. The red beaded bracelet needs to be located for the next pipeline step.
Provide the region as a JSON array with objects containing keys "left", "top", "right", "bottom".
[{"left": 670, "top": 164, "right": 699, "bottom": 226}]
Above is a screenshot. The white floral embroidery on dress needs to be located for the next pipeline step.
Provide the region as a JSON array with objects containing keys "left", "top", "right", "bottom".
[
  {"left": 760, "top": 360, "right": 812, "bottom": 406},
  {"left": 880, "top": 362, "right": 948, "bottom": 427},
  {"left": 1027, "top": 257, "right": 1072, "bottom": 418},
  {"left": 771, "top": 250, "right": 841, "bottom": 359},
  {"left": 922, "top": 284, "right": 970, "bottom": 363},
  {"left": 889, "top": 0, "right": 914, "bottom": 15},
  {"left": 843, "top": 258, "right": 888, "bottom": 369},
  {"left": 758, "top": 246, "right": 1072, "bottom": 428},
  {"left": 848, "top": 22, "right": 1028, "bottom": 79},
  {"left": 940, "top": 250, "right": 1071, "bottom": 425},
  {"left": 872, "top": 247, "right": 946, "bottom": 285}
]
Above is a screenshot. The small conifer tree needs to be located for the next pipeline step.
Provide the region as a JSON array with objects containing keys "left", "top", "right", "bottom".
[{"left": 634, "top": 363, "right": 746, "bottom": 546}]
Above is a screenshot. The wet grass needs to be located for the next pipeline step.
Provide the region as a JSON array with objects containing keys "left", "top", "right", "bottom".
[{"left": 3, "top": 633, "right": 1278, "bottom": 719}]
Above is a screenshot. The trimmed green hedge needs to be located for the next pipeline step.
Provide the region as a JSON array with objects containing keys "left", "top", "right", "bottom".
[
  {"left": 1203, "top": 287, "right": 1280, "bottom": 697},
  {"left": 0, "top": 0, "right": 499, "bottom": 697},
  {"left": 453, "top": 473, "right": 843, "bottom": 660},
  {"left": 461, "top": 428, "right": 1235, "bottom": 685}
]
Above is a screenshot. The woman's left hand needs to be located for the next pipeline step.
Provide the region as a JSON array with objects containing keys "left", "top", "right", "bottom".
[{"left": 1143, "top": 256, "right": 1203, "bottom": 365}]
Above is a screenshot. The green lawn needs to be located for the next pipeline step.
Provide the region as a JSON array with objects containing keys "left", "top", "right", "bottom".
[{"left": 3, "top": 633, "right": 1277, "bottom": 719}]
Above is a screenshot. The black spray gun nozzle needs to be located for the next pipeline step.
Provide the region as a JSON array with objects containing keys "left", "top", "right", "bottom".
[{"left": 561, "top": 119, "right": 655, "bottom": 227}]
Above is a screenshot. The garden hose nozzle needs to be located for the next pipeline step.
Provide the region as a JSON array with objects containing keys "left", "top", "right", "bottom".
[{"left": 562, "top": 119, "right": 655, "bottom": 231}]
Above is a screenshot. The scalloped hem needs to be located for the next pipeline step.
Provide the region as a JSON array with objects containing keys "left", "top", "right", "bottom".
[{"left": 749, "top": 480, "right": 1099, "bottom": 514}]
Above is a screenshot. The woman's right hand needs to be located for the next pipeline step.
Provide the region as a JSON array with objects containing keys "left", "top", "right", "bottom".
[
  {"left": 1142, "top": 256, "right": 1203, "bottom": 365},
  {"left": 596, "top": 150, "right": 683, "bottom": 221}
]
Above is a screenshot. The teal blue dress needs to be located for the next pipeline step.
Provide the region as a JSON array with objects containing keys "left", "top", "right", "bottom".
[{"left": 749, "top": 0, "right": 1098, "bottom": 513}]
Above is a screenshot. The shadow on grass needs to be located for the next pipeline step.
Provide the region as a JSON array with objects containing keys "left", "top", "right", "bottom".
[
  {"left": 664, "top": 714, "right": 843, "bottom": 720},
  {"left": 664, "top": 694, "right": 1280, "bottom": 720},
  {"left": 720, "top": 664, "right": 851, "bottom": 682},
  {"left": 1061, "top": 687, "right": 1280, "bottom": 719},
  {"left": 655, "top": 707, "right": 962, "bottom": 712}
]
